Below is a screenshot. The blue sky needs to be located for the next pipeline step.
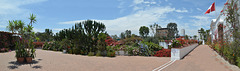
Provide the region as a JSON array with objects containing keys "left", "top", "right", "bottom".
[{"left": 0, "top": 0, "right": 227, "bottom": 36}]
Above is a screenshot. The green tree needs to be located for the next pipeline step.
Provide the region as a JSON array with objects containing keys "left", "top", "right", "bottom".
[
  {"left": 16, "top": 20, "right": 25, "bottom": 34},
  {"left": 150, "top": 23, "right": 161, "bottom": 36},
  {"left": 125, "top": 30, "right": 131, "bottom": 38},
  {"left": 185, "top": 35, "right": 189, "bottom": 40},
  {"left": 28, "top": 13, "right": 37, "bottom": 26},
  {"left": 193, "top": 35, "right": 197, "bottom": 40},
  {"left": 6, "top": 20, "right": 15, "bottom": 33},
  {"left": 80, "top": 20, "right": 106, "bottom": 52},
  {"left": 111, "top": 35, "right": 118, "bottom": 40},
  {"left": 120, "top": 32, "right": 125, "bottom": 39},
  {"left": 45, "top": 29, "right": 53, "bottom": 41},
  {"left": 198, "top": 28, "right": 205, "bottom": 40},
  {"left": 139, "top": 26, "right": 149, "bottom": 38},
  {"left": 167, "top": 23, "right": 178, "bottom": 39},
  {"left": 97, "top": 33, "right": 107, "bottom": 52},
  {"left": 6, "top": 20, "right": 25, "bottom": 34}
]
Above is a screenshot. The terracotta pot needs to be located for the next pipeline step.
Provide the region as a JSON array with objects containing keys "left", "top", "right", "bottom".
[
  {"left": 25, "top": 57, "right": 32, "bottom": 63},
  {"left": 17, "top": 57, "right": 25, "bottom": 63}
]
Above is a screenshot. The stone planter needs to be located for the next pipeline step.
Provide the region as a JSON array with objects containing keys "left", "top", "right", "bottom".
[
  {"left": 17, "top": 57, "right": 25, "bottom": 63},
  {"left": 25, "top": 57, "right": 32, "bottom": 63},
  {"left": 63, "top": 50, "right": 67, "bottom": 53},
  {"left": 171, "top": 44, "right": 198, "bottom": 60}
]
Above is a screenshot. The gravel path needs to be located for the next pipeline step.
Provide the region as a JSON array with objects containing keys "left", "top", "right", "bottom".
[
  {"left": 0, "top": 49, "right": 170, "bottom": 71},
  {"left": 162, "top": 45, "right": 240, "bottom": 71}
]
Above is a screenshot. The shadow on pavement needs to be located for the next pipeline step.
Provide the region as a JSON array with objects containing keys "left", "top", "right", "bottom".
[{"left": 8, "top": 58, "right": 43, "bottom": 70}]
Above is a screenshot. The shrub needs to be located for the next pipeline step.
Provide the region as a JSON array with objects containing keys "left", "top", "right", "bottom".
[
  {"left": 214, "top": 43, "right": 221, "bottom": 52},
  {"left": 154, "top": 49, "right": 171, "bottom": 57},
  {"left": 42, "top": 42, "right": 49, "bottom": 50},
  {"left": 144, "top": 42, "right": 162, "bottom": 51},
  {"left": 143, "top": 37, "right": 159, "bottom": 44},
  {"left": 73, "top": 47, "right": 81, "bottom": 54},
  {"left": 237, "top": 57, "right": 240, "bottom": 68},
  {"left": 127, "top": 46, "right": 139, "bottom": 56},
  {"left": 170, "top": 40, "right": 182, "bottom": 48},
  {"left": 176, "top": 38, "right": 185, "bottom": 45},
  {"left": 198, "top": 41, "right": 203, "bottom": 45},
  {"left": 107, "top": 51, "right": 115, "bottom": 57},
  {"left": 88, "top": 52, "right": 95, "bottom": 56},
  {"left": 96, "top": 51, "right": 101, "bottom": 56}
]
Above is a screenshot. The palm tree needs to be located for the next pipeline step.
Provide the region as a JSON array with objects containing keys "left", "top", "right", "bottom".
[
  {"left": 6, "top": 20, "right": 15, "bottom": 33},
  {"left": 28, "top": 13, "right": 36, "bottom": 26}
]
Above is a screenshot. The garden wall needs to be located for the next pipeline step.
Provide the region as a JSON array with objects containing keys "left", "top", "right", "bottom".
[{"left": 171, "top": 44, "right": 198, "bottom": 60}]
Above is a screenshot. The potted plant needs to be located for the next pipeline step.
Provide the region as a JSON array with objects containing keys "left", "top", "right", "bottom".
[
  {"left": 25, "top": 48, "right": 36, "bottom": 63},
  {"left": 15, "top": 42, "right": 26, "bottom": 63},
  {"left": 25, "top": 38, "right": 36, "bottom": 63}
]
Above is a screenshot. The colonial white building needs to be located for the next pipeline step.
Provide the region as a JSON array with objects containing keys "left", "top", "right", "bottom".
[{"left": 210, "top": 0, "right": 239, "bottom": 43}]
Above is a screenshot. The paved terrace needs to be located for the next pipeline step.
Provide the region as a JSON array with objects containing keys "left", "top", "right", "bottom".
[
  {"left": 1, "top": 45, "right": 239, "bottom": 71},
  {"left": 0, "top": 49, "right": 170, "bottom": 71},
  {"left": 163, "top": 45, "right": 240, "bottom": 71}
]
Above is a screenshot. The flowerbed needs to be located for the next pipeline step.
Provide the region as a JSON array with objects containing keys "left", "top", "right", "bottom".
[
  {"left": 154, "top": 49, "right": 171, "bottom": 57},
  {"left": 171, "top": 37, "right": 198, "bottom": 48},
  {"left": 33, "top": 42, "right": 44, "bottom": 48}
]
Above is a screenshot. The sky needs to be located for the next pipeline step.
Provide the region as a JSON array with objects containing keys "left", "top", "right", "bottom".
[{"left": 0, "top": 0, "right": 227, "bottom": 36}]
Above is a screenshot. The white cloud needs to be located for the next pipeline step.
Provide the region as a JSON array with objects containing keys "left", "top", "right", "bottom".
[
  {"left": 177, "top": 16, "right": 183, "bottom": 19},
  {"left": 190, "top": 15, "right": 212, "bottom": 29},
  {"left": 165, "top": 0, "right": 168, "bottom": 2},
  {"left": 133, "top": 0, "right": 144, "bottom": 4},
  {"left": 53, "top": 28, "right": 63, "bottom": 31},
  {"left": 0, "top": 0, "right": 47, "bottom": 29},
  {"left": 131, "top": 0, "right": 159, "bottom": 11},
  {"left": 59, "top": 6, "right": 176, "bottom": 35},
  {"left": 175, "top": 8, "right": 188, "bottom": 13},
  {"left": 0, "top": 0, "right": 47, "bottom": 15},
  {"left": 196, "top": 8, "right": 202, "bottom": 11},
  {"left": 0, "top": 25, "right": 5, "bottom": 28},
  {"left": 33, "top": 28, "right": 44, "bottom": 32}
]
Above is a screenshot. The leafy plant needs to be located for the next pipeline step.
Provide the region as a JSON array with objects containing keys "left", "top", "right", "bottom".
[
  {"left": 15, "top": 42, "right": 26, "bottom": 58},
  {"left": 170, "top": 40, "right": 182, "bottom": 48},
  {"left": 96, "top": 51, "right": 101, "bottom": 56},
  {"left": 214, "top": 43, "right": 221, "bottom": 52},
  {"left": 97, "top": 33, "right": 107, "bottom": 52},
  {"left": 88, "top": 52, "right": 95, "bottom": 56},
  {"left": 107, "top": 51, "right": 115, "bottom": 57}
]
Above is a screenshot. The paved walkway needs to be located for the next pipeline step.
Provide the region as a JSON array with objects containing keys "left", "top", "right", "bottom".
[
  {"left": 1, "top": 45, "right": 240, "bottom": 71},
  {"left": 0, "top": 49, "right": 170, "bottom": 71},
  {"left": 163, "top": 45, "right": 240, "bottom": 71}
]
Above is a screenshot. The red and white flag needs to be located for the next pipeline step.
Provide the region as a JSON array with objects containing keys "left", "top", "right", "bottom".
[{"left": 205, "top": 2, "right": 215, "bottom": 14}]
